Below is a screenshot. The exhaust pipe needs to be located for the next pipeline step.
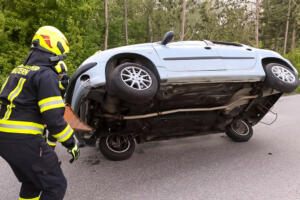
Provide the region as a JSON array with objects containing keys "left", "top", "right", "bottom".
[{"left": 102, "top": 95, "right": 258, "bottom": 120}]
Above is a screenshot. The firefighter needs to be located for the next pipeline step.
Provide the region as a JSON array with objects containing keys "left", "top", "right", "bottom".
[{"left": 0, "top": 26, "right": 80, "bottom": 200}]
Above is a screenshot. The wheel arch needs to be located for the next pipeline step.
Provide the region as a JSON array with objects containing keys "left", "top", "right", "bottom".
[
  {"left": 261, "top": 57, "right": 297, "bottom": 75},
  {"left": 105, "top": 53, "right": 161, "bottom": 82}
]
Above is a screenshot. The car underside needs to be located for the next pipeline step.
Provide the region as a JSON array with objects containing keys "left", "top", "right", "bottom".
[{"left": 80, "top": 81, "right": 281, "bottom": 144}]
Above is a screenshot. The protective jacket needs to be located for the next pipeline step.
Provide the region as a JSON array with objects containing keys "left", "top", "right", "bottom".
[{"left": 0, "top": 50, "right": 74, "bottom": 143}]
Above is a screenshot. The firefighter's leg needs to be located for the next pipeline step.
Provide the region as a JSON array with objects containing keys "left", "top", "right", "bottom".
[
  {"left": 32, "top": 141, "right": 67, "bottom": 200},
  {"left": 0, "top": 140, "right": 41, "bottom": 200},
  {"left": 37, "top": 166, "right": 67, "bottom": 200},
  {"left": 0, "top": 138, "right": 67, "bottom": 200},
  {"left": 8, "top": 163, "right": 41, "bottom": 199},
  {"left": 19, "top": 182, "right": 41, "bottom": 199}
]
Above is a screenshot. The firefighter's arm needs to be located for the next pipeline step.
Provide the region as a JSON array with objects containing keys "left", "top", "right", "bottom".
[{"left": 36, "top": 70, "right": 79, "bottom": 163}]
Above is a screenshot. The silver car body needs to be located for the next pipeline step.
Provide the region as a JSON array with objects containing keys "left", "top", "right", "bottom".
[{"left": 70, "top": 41, "right": 297, "bottom": 113}]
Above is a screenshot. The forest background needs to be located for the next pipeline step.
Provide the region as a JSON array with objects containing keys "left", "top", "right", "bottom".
[{"left": 0, "top": 0, "right": 299, "bottom": 91}]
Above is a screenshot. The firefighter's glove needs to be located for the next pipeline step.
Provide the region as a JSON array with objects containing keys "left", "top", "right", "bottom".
[
  {"left": 61, "top": 74, "right": 69, "bottom": 89},
  {"left": 68, "top": 144, "right": 80, "bottom": 163},
  {"left": 62, "top": 135, "right": 80, "bottom": 163},
  {"left": 59, "top": 75, "right": 69, "bottom": 97}
]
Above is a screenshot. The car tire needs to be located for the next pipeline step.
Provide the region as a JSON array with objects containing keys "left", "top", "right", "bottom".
[
  {"left": 264, "top": 63, "right": 299, "bottom": 93},
  {"left": 99, "top": 134, "right": 135, "bottom": 161},
  {"left": 225, "top": 119, "right": 253, "bottom": 142},
  {"left": 108, "top": 63, "right": 158, "bottom": 104}
]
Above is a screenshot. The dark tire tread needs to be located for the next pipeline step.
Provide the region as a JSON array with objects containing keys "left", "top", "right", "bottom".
[
  {"left": 225, "top": 120, "right": 253, "bottom": 142},
  {"left": 99, "top": 136, "right": 135, "bottom": 161},
  {"left": 264, "top": 63, "right": 299, "bottom": 93}
]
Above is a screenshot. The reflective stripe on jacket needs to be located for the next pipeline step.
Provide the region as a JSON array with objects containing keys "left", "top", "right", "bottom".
[{"left": 0, "top": 120, "right": 44, "bottom": 135}]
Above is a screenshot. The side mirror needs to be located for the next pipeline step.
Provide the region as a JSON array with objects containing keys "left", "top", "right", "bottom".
[{"left": 161, "top": 31, "right": 174, "bottom": 45}]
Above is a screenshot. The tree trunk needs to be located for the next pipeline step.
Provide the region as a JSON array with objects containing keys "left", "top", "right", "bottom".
[
  {"left": 104, "top": 0, "right": 109, "bottom": 50},
  {"left": 255, "top": 0, "right": 260, "bottom": 48},
  {"left": 283, "top": 0, "right": 292, "bottom": 54},
  {"left": 291, "top": 23, "right": 296, "bottom": 51},
  {"left": 180, "top": 0, "right": 187, "bottom": 41},
  {"left": 147, "top": 14, "right": 153, "bottom": 42},
  {"left": 275, "top": 32, "right": 279, "bottom": 52},
  {"left": 145, "top": 1, "right": 153, "bottom": 42},
  {"left": 124, "top": 0, "right": 128, "bottom": 45}
]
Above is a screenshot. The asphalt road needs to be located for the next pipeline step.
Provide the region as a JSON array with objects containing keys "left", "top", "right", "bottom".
[{"left": 1, "top": 94, "right": 300, "bottom": 200}]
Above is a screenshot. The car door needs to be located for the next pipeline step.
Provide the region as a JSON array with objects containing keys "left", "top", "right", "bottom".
[
  {"left": 153, "top": 41, "right": 226, "bottom": 72},
  {"left": 212, "top": 44, "right": 257, "bottom": 70}
]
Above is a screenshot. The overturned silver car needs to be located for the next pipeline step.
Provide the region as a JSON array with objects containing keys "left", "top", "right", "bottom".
[{"left": 66, "top": 32, "right": 299, "bottom": 161}]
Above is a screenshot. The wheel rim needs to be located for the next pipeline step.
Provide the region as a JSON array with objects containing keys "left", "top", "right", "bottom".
[
  {"left": 271, "top": 65, "right": 296, "bottom": 83},
  {"left": 231, "top": 120, "right": 250, "bottom": 136},
  {"left": 120, "top": 66, "right": 152, "bottom": 90},
  {"left": 105, "top": 135, "right": 131, "bottom": 153}
]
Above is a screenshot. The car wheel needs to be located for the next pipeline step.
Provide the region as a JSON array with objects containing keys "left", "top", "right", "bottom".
[
  {"left": 264, "top": 63, "right": 299, "bottom": 93},
  {"left": 108, "top": 62, "right": 158, "bottom": 104},
  {"left": 99, "top": 134, "right": 135, "bottom": 161},
  {"left": 225, "top": 119, "right": 253, "bottom": 142}
]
